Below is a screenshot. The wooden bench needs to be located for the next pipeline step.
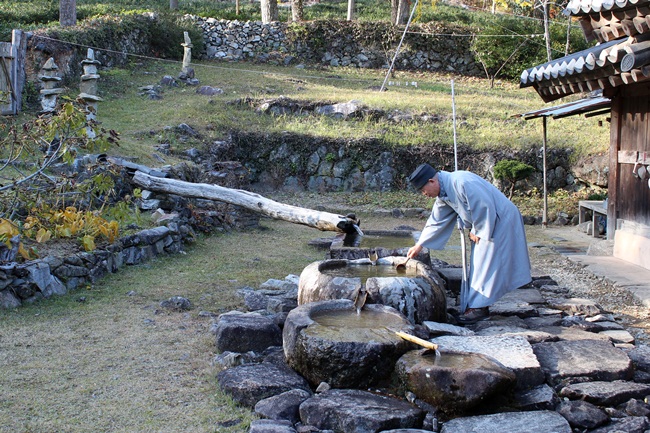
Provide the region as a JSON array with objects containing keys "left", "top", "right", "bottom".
[{"left": 578, "top": 200, "right": 607, "bottom": 237}]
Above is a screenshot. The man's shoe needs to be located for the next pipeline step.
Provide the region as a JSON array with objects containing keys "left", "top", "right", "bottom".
[{"left": 458, "top": 307, "right": 489, "bottom": 325}]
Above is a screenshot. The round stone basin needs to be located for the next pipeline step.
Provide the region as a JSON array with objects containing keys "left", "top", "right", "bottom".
[
  {"left": 298, "top": 258, "right": 447, "bottom": 324},
  {"left": 328, "top": 229, "right": 431, "bottom": 265},
  {"left": 395, "top": 349, "right": 517, "bottom": 415},
  {"left": 283, "top": 299, "right": 414, "bottom": 389}
]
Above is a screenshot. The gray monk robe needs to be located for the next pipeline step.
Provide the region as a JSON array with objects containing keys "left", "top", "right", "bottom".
[{"left": 416, "top": 170, "right": 532, "bottom": 309}]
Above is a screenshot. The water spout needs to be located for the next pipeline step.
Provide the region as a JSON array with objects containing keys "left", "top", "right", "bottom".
[{"left": 353, "top": 224, "right": 364, "bottom": 237}]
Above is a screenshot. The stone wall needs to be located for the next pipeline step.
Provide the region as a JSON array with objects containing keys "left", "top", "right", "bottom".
[
  {"left": 212, "top": 130, "right": 578, "bottom": 195},
  {"left": 191, "top": 17, "right": 482, "bottom": 75},
  {"left": 0, "top": 160, "right": 261, "bottom": 309},
  {"left": 0, "top": 224, "right": 187, "bottom": 308}
]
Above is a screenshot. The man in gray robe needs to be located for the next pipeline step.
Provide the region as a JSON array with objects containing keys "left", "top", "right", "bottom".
[{"left": 406, "top": 163, "right": 532, "bottom": 324}]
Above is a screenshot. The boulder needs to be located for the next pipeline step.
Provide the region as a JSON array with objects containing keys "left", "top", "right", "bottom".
[
  {"left": 254, "top": 389, "right": 313, "bottom": 424},
  {"left": 217, "top": 362, "right": 311, "bottom": 409},
  {"left": 299, "top": 389, "right": 426, "bottom": 432},
  {"left": 214, "top": 311, "right": 282, "bottom": 353}
]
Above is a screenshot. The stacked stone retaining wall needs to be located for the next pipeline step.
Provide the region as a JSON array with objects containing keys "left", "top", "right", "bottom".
[{"left": 191, "top": 17, "right": 482, "bottom": 75}]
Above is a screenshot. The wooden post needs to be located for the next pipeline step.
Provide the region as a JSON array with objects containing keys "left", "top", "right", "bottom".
[
  {"left": 542, "top": 116, "right": 548, "bottom": 228},
  {"left": 12, "top": 29, "right": 26, "bottom": 114},
  {"left": 131, "top": 171, "right": 362, "bottom": 234}
]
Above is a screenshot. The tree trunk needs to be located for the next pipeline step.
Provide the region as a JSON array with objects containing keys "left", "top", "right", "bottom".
[
  {"left": 391, "top": 0, "right": 399, "bottom": 24},
  {"left": 347, "top": 0, "right": 356, "bottom": 21},
  {"left": 59, "top": 0, "right": 77, "bottom": 27},
  {"left": 261, "top": 0, "right": 279, "bottom": 23},
  {"left": 396, "top": 0, "right": 410, "bottom": 25},
  {"left": 542, "top": 0, "right": 552, "bottom": 62},
  {"left": 170, "top": 0, "right": 178, "bottom": 10},
  {"left": 292, "top": 0, "right": 304, "bottom": 21},
  {"left": 132, "top": 171, "right": 361, "bottom": 233}
]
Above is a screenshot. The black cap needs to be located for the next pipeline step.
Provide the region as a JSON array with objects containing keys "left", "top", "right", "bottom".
[{"left": 408, "top": 164, "right": 438, "bottom": 190}]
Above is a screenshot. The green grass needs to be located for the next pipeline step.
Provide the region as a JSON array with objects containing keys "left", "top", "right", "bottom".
[{"left": 92, "top": 60, "right": 608, "bottom": 169}]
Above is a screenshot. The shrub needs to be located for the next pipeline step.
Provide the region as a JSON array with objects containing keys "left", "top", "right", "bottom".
[{"left": 493, "top": 159, "right": 534, "bottom": 199}]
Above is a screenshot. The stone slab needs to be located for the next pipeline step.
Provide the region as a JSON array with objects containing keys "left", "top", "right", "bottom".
[
  {"left": 440, "top": 410, "right": 571, "bottom": 433},
  {"left": 432, "top": 335, "right": 544, "bottom": 389},
  {"left": 559, "top": 380, "right": 650, "bottom": 406},
  {"left": 532, "top": 339, "right": 633, "bottom": 386}
]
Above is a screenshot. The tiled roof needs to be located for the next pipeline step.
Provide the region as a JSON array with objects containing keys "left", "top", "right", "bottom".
[
  {"left": 520, "top": 0, "right": 650, "bottom": 101},
  {"left": 565, "top": 0, "right": 650, "bottom": 16},
  {"left": 519, "top": 36, "right": 650, "bottom": 101}
]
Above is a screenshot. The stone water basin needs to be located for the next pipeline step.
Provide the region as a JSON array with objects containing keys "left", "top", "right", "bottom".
[
  {"left": 328, "top": 229, "right": 430, "bottom": 264},
  {"left": 283, "top": 299, "right": 414, "bottom": 388},
  {"left": 298, "top": 257, "right": 447, "bottom": 324},
  {"left": 395, "top": 349, "right": 517, "bottom": 415}
]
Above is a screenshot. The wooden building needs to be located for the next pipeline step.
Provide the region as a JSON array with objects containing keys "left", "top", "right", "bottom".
[{"left": 520, "top": 0, "right": 650, "bottom": 270}]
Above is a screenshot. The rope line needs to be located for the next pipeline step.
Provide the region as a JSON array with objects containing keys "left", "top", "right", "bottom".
[{"left": 32, "top": 34, "right": 380, "bottom": 84}]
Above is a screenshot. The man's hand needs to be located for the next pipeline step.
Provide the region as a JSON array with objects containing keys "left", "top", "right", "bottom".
[
  {"left": 407, "top": 244, "right": 423, "bottom": 259},
  {"left": 469, "top": 232, "right": 480, "bottom": 244}
]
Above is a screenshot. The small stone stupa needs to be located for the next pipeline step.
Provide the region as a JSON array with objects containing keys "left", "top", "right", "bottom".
[
  {"left": 38, "top": 57, "right": 63, "bottom": 114},
  {"left": 78, "top": 48, "right": 103, "bottom": 138}
]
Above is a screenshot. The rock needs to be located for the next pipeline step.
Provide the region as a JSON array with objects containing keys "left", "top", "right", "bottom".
[
  {"left": 588, "top": 416, "right": 649, "bottom": 433},
  {"left": 532, "top": 339, "right": 633, "bottom": 387},
  {"left": 559, "top": 380, "right": 650, "bottom": 406},
  {"left": 512, "top": 384, "right": 559, "bottom": 410},
  {"left": 622, "top": 398, "right": 650, "bottom": 416},
  {"left": 217, "top": 362, "right": 311, "bottom": 409},
  {"left": 0, "top": 289, "right": 21, "bottom": 308},
  {"left": 432, "top": 335, "right": 544, "bottom": 389},
  {"left": 249, "top": 419, "right": 297, "bottom": 433},
  {"left": 555, "top": 400, "right": 609, "bottom": 429},
  {"left": 476, "top": 325, "right": 558, "bottom": 344},
  {"left": 422, "top": 321, "right": 475, "bottom": 337},
  {"left": 160, "top": 296, "right": 191, "bottom": 311},
  {"left": 299, "top": 389, "right": 426, "bottom": 432},
  {"left": 439, "top": 410, "right": 571, "bottom": 433},
  {"left": 546, "top": 297, "right": 604, "bottom": 316},
  {"left": 628, "top": 344, "right": 650, "bottom": 372},
  {"left": 600, "top": 329, "right": 635, "bottom": 344},
  {"left": 255, "top": 389, "right": 313, "bottom": 424},
  {"left": 196, "top": 85, "right": 223, "bottom": 95},
  {"left": 523, "top": 316, "right": 563, "bottom": 328},
  {"left": 214, "top": 311, "right": 282, "bottom": 353},
  {"left": 537, "top": 325, "right": 612, "bottom": 342},
  {"left": 23, "top": 261, "right": 66, "bottom": 297},
  {"left": 395, "top": 349, "right": 516, "bottom": 414}
]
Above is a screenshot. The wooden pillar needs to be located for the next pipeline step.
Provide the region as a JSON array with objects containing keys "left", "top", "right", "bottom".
[
  {"left": 542, "top": 116, "right": 548, "bottom": 228},
  {"left": 608, "top": 95, "right": 622, "bottom": 239}
]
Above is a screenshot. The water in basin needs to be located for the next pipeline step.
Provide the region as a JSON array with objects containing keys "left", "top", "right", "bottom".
[
  {"left": 307, "top": 309, "right": 407, "bottom": 342},
  {"left": 322, "top": 264, "right": 417, "bottom": 284}
]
